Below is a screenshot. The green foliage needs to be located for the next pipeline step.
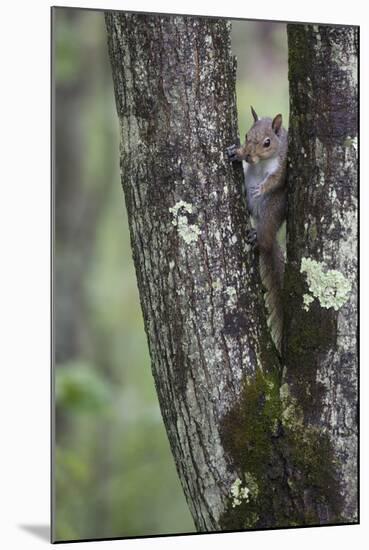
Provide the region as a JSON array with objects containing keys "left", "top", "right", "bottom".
[
  {"left": 56, "top": 360, "right": 112, "bottom": 413},
  {"left": 54, "top": 13, "right": 83, "bottom": 83},
  {"left": 231, "top": 21, "right": 289, "bottom": 139},
  {"left": 54, "top": 9, "right": 194, "bottom": 540}
]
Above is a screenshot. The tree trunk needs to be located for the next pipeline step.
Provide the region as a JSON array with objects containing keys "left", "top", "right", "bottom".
[
  {"left": 285, "top": 24, "right": 358, "bottom": 523},
  {"left": 105, "top": 13, "right": 358, "bottom": 531},
  {"left": 105, "top": 12, "right": 282, "bottom": 531}
]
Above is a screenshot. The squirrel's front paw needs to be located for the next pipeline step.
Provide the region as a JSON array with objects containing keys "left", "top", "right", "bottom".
[
  {"left": 226, "top": 144, "right": 240, "bottom": 162},
  {"left": 252, "top": 185, "right": 264, "bottom": 199}
]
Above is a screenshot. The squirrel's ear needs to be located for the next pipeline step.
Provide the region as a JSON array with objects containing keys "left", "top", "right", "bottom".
[
  {"left": 272, "top": 114, "right": 282, "bottom": 134},
  {"left": 251, "top": 106, "right": 259, "bottom": 122}
]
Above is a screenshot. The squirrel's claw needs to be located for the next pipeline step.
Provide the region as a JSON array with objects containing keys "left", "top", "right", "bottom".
[
  {"left": 246, "top": 228, "right": 257, "bottom": 248},
  {"left": 226, "top": 144, "right": 240, "bottom": 162},
  {"left": 252, "top": 185, "right": 264, "bottom": 198}
]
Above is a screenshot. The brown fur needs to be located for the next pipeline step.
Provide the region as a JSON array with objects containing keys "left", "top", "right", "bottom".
[{"left": 227, "top": 107, "right": 287, "bottom": 353}]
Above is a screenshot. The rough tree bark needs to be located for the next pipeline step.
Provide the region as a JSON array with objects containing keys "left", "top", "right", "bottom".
[
  {"left": 285, "top": 24, "right": 358, "bottom": 523},
  {"left": 105, "top": 13, "right": 358, "bottom": 531},
  {"left": 105, "top": 12, "right": 282, "bottom": 531}
]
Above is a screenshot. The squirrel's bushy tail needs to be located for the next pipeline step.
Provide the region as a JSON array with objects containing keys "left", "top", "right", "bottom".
[{"left": 259, "top": 241, "right": 284, "bottom": 354}]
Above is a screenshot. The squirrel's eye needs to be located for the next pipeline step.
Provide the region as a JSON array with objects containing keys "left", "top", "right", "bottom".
[{"left": 263, "top": 138, "right": 271, "bottom": 148}]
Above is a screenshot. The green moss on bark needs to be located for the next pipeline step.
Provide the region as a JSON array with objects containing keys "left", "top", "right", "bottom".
[{"left": 219, "top": 368, "right": 343, "bottom": 530}]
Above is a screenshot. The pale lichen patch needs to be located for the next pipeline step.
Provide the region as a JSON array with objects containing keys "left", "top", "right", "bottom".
[
  {"left": 169, "top": 200, "right": 194, "bottom": 216},
  {"left": 225, "top": 285, "right": 237, "bottom": 308},
  {"left": 300, "top": 257, "right": 352, "bottom": 311},
  {"left": 175, "top": 216, "right": 201, "bottom": 244},
  {"left": 230, "top": 477, "right": 250, "bottom": 508},
  {"left": 212, "top": 279, "right": 222, "bottom": 292},
  {"left": 303, "top": 293, "right": 314, "bottom": 311},
  {"left": 169, "top": 200, "right": 201, "bottom": 244}
]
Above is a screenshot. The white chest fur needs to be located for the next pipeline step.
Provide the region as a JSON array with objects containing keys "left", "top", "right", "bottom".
[
  {"left": 243, "top": 156, "right": 280, "bottom": 216},
  {"left": 244, "top": 156, "right": 279, "bottom": 188}
]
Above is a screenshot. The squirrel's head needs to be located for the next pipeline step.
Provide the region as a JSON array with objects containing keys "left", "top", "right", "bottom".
[{"left": 243, "top": 107, "right": 283, "bottom": 165}]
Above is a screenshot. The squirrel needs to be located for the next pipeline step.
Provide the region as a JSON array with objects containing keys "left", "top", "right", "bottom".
[{"left": 226, "top": 106, "right": 287, "bottom": 354}]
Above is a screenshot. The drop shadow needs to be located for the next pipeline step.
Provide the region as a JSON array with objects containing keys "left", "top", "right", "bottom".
[{"left": 19, "top": 524, "right": 50, "bottom": 542}]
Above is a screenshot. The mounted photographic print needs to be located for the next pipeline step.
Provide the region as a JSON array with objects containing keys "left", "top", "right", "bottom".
[{"left": 51, "top": 6, "right": 358, "bottom": 543}]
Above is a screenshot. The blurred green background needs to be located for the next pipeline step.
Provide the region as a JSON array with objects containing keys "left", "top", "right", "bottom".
[{"left": 53, "top": 8, "right": 288, "bottom": 542}]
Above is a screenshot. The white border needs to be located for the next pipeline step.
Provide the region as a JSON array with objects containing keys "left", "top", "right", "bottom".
[{"left": 1, "top": 1, "right": 366, "bottom": 548}]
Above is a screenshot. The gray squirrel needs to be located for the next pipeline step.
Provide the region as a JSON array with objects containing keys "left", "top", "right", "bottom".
[{"left": 227, "top": 106, "right": 288, "bottom": 353}]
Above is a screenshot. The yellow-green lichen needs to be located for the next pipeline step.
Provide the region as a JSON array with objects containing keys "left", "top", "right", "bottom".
[
  {"left": 300, "top": 257, "right": 351, "bottom": 311},
  {"left": 279, "top": 382, "right": 303, "bottom": 430},
  {"left": 344, "top": 136, "right": 357, "bottom": 151},
  {"left": 212, "top": 279, "right": 222, "bottom": 291},
  {"left": 244, "top": 471, "right": 259, "bottom": 499}
]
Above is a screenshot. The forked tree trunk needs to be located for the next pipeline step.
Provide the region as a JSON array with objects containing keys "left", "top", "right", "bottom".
[
  {"left": 105, "top": 13, "right": 358, "bottom": 531},
  {"left": 285, "top": 24, "right": 358, "bottom": 522}
]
